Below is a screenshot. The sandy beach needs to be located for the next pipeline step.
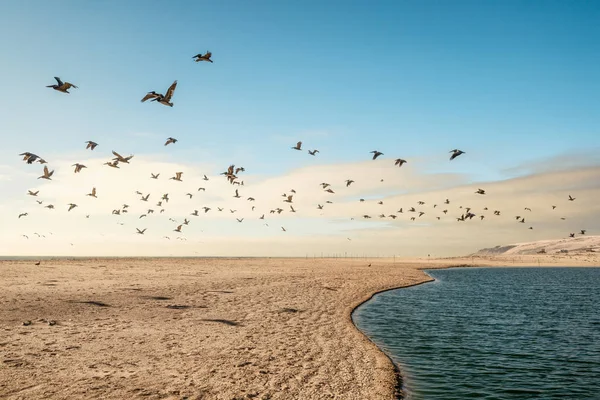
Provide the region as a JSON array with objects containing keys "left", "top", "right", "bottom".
[{"left": 1, "top": 255, "right": 598, "bottom": 400}]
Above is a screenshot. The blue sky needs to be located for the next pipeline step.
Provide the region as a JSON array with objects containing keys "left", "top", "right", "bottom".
[{"left": 0, "top": 1, "right": 598, "bottom": 256}]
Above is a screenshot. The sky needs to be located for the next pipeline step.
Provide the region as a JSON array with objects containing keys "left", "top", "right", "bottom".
[{"left": 0, "top": 1, "right": 598, "bottom": 257}]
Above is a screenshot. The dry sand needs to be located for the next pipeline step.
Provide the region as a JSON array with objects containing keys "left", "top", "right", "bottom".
[{"left": 1, "top": 255, "right": 599, "bottom": 400}]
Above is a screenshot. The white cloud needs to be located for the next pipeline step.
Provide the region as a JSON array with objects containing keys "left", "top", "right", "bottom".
[{"left": 0, "top": 152, "right": 599, "bottom": 257}]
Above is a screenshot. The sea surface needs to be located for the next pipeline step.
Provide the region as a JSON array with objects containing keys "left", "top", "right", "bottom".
[{"left": 353, "top": 267, "right": 600, "bottom": 399}]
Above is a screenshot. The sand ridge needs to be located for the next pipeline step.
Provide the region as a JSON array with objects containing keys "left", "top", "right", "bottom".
[{"left": 1, "top": 255, "right": 598, "bottom": 399}]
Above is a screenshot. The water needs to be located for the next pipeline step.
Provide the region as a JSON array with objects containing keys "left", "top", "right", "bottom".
[{"left": 353, "top": 267, "right": 600, "bottom": 399}]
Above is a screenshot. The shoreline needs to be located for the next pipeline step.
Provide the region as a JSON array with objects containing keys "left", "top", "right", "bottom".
[
  {"left": 350, "top": 276, "right": 437, "bottom": 399},
  {"left": 1, "top": 256, "right": 598, "bottom": 399},
  {"left": 350, "top": 259, "right": 600, "bottom": 399}
]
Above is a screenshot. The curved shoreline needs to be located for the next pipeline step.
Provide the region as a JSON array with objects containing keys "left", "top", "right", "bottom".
[{"left": 349, "top": 271, "right": 436, "bottom": 399}]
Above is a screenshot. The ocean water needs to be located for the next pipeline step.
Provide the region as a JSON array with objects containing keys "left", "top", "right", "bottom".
[{"left": 353, "top": 267, "right": 600, "bottom": 399}]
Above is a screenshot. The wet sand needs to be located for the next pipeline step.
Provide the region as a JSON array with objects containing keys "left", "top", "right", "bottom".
[{"left": 1, "top": 255, "right": 598, "bottom": 399}]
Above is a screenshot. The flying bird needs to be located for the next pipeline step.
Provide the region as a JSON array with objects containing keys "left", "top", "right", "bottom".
[
  {"left": 164, "top": 137, "right": 178, "bottom": 146},
  {"left": 47, "top": 77, "right": 77, "bottom": 93},
  {"left": 568, "top": 195, "right": 576, "bottom": 201},
  {"left": 67, "top": 203, "right": 77, "bottom": 212},
  {"left": 394, "top": 159, "right": 407, "bottom": 167},
  {"left": 150, "top": 173, "right": 159, "bottom": 179},
  {"left": 87, "top": 187, "right": 97, "bottom": 198},
  {"left": 193, "top": 51, "right": 213, "bottom": 63},
  {"left": 27, "top": 190, "right": 39, "bottom": 196},
  {"left": 38, "top": 166, "right": 54, "bottom": 180},
  {"left": 170, "top": 172, "right": 183, "bottom": 181},
  {"left": 450, "top": 149, "right": 465, "bottom": 160},
  {"left": 345, "top": 180, "right": 354, "bottom": 187},
  {"left": 475, "top": 189, "right": 485, "bottom": 195},
  {"left": 72, "top": 163, "right": 87, "bottom": 173},
  {"left": 136, "top": 228, "right": 146, "bottom": 235},
  {"left": 18, "top": 212, "right": 28, "bottom": 218},
  {"left": 112, "top": 151, "right": 133, "bottom": 163},
  {"left": 292, "top": 141, "right": 302, "bottom": 150},
  {"left": 308, "top": 149, "right": 319, "bottom": 156},
  {"left": 85, "top": 141, "right": 98, "bottom": 150},
  {"left": 141, "top": 81, "right": 178, "bottom": 107},
  {"left": 370, "top": 151, "right": 383, "bottom": 160}
]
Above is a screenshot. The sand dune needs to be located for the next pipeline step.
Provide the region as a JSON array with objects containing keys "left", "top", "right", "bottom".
[
  {"left": 472, "top": 235, "right": 600, "bottom": 256},
  {"left": 1, "top": 256, "right": 598, "bottom": 399}
]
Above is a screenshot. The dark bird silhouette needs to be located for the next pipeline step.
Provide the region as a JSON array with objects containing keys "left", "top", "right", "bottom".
[
  {"left": 449, "top": 149, "right": 465, "bottom": 160},
  {"left": 308, "top": 149, "right": 319, "bottom": 156},
  {"left": 568, "top": 195, "right": 576, "bottom": 201},
  {"left": 164, "top": 137, "right": 178, "bottom": 146},
  {"left": 370, "top": 151, "right": 383, "bottom": 160},
  {"left": 394, "top": 159, "right": 407, "bottom": 167},
  {"left": 85, "top": 141, "right": 98, "bottom": 150}
]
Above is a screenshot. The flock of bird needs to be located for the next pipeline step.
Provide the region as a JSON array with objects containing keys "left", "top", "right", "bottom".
[{"left": 14, "top": 50, "right": 590, "bottom": 246}]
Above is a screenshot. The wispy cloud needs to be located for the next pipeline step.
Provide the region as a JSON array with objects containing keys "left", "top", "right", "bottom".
[{"left": 1, "top": 151, "right": 599, "bottom": 257}]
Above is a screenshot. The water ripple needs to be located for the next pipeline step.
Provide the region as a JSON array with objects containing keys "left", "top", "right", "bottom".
[{"left": 353, "top": 267, "right": 600, "bottom": 399}]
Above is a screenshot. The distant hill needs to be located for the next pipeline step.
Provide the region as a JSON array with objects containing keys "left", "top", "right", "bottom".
[{"left": 472, "top": 236, "right": 600, "bottom": 256}]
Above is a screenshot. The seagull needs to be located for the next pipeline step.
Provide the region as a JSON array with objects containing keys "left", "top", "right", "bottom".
[
  {"left": 325, "top": 188, "right": 335, "bottom": 194},
  {"left": 450, "top": 149, "right": 465, "bottom": 160},
  {"left": 580, "top": 230, "right": 586, "bottom": 235},
  {"left": 141, "top": 194, "right": 150, "bottom": 201},
  {"left": 38, "top": 166, "right": 54, "bottom": 180},
  {"left": 475, "top": 188, "right": 485, "bottom": 195},
  {"left": 164, "top": 137, "right": 178, "bottom": 146},
  {"left": 46, "top": 77, "right": 77, "bottom": 93},
  {"left": 234, "top": 189, "right": 241, "bottom": 198},
  {"left": 36, "top": 200, "right": 43, "bottom": 204},
  {"left": 370, "top": 151, "right": 383, "bottom": 160},
  {"left": 568, "top": 195, "right": 576, "bottom": 201},
  {"left": 136, "top": 228, "right": 146, "bottom": 235},
  {"left": 202, "top": 207, "right": 211, "bottom": 213},
  {"left": 193, "top": 51, "right": 213, "bottom": 63},
  {"left": 139, "top": 214, "right": 147, "bottom": 219},
  {"left": 292, "top": 141, "right": 302, "bottom": 150},
  {"left": 150, "top": 173, "right": 159, "bottom": 179},
  {"left": 345, "top": 180, "right": 354, "bottom": 187},
  {"left": 284, "top": 195, "right": 293, "bottom": 203},
  {"left": 85, "top": 141, "right": 98, "bottom": 150},
  {"left": 27, "top": 190, "right": 39, "bottom": 196},
  {"left": 67, "top": 203, "right": 77, "bottom": 212},
  {"left": 524, "top": 207, "right": 532, "bottom": 211},
  {"left": 170, "top": 172, "right": 183, "bottom": 181},
  {"left": 174, "top": 225, "right": 183, "bottom": 233},
  {"left": 317, "top": 204, "right": 323, "bottom": 210},
  {"left": 569, "top": 233, "right": 575, "bottom": 238},
  {"left": 230, "top": 209, "right": 237, "bottom": 214},
  {"left": 281, "top": 227, "right": 286, "bottom": 232},
  {"left": 552, "top": 205, "right": 557, "bottom": 209},
  {"left": 183, "top": 218, "right": 190, "bottom": 225},
  {"left": 198, "top": 187, "right": 206, "bottom": 191},
  {"left": 18, "top": 213, "right": 28, "bottom": 218},
  {"left": 236, "top": 218, "right": 244, "bottom": 223},
  {"left": 72, "top": 163, "right": 87, "bottom": 173},
  {"left": 45, "top": 205, "right": 54, "bottom": 209},
  {"left": 203, "top": 175, "right": 209, "bottom": 181},
  {"left": 87, "top": 187, "right": 97, "bottom": 198},
  {"left": 308, "top": 149, "right": 319, "bottom": 156},
  {"left": 394, "top": 159, "right": 407, "bottom": 167}
]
